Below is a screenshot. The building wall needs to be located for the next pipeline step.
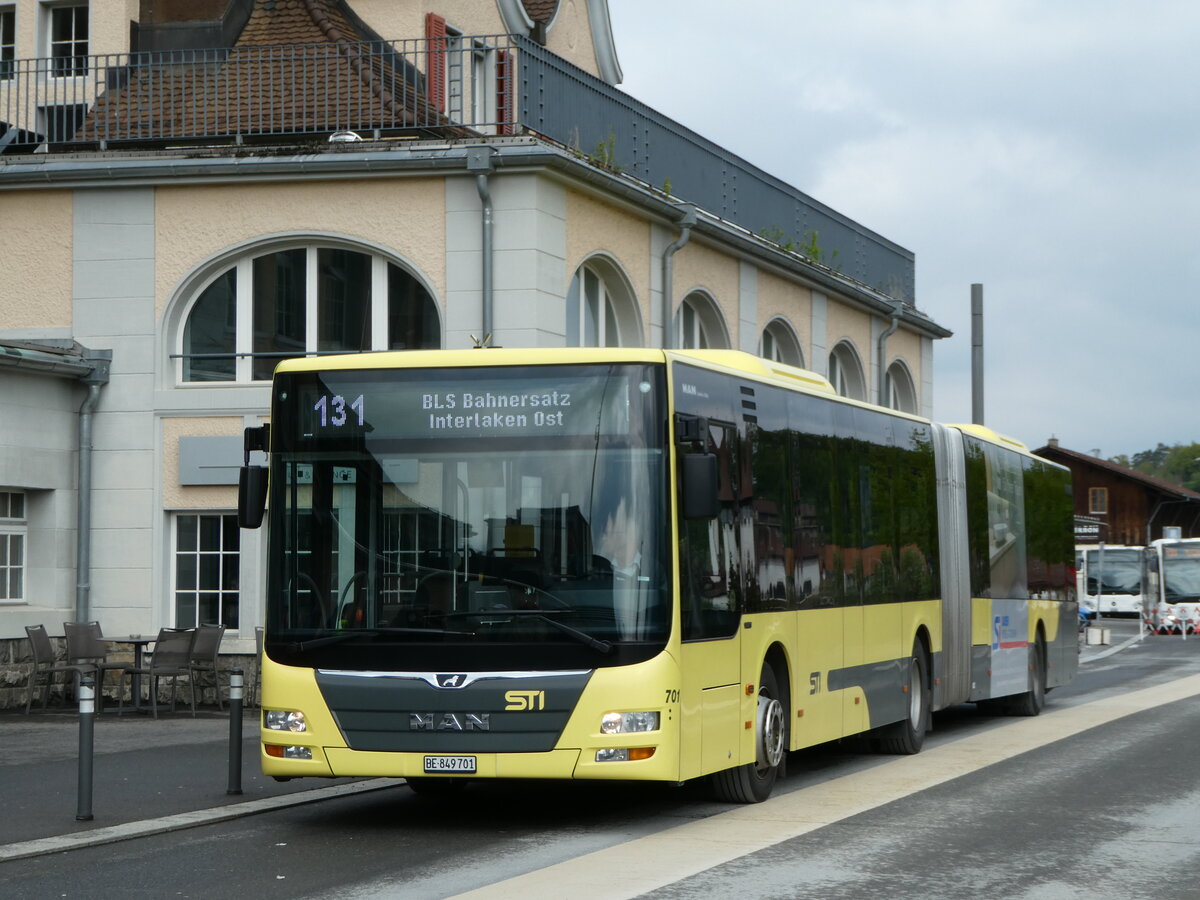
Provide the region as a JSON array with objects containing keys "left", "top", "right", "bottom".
[
  {"left": 541, "top": 0, "right": 604, "bottom": 78},
  {"left": 154, "top": 177, "right": 447, "bottom": 323},
  {"left": 0, "top": 190, "right": 73, "bottom": 334}
]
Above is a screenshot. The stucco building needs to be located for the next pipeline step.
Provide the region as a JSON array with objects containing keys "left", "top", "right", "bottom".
[{"left": 0, "top": 0, "right": 951, "bottom": 706}]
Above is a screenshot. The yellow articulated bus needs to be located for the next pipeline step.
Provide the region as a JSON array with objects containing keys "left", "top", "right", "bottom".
[{"left": 237, "top": 347, "right": 1077, "bottom": 802}]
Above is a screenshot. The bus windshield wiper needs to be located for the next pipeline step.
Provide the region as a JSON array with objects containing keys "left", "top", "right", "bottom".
[
  {"left": 285, "top": 626, "right": 473, "bottom": 651},
  {"left": 443, "top": 609, "right": 613, "bottom": 654}
]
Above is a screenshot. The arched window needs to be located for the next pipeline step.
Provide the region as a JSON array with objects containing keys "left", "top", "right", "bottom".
[
  {"left": 567, "top": 258, "right": 642, "bottom": 347},
  {"left": 760, "top": 318, "right": 804, "bottom": 367},
  {"left": 178, "top": 243, "right": 440, "bottom": 383},
  {"left": 675, "top": 291, "right": 730, "bottom": 350},
  {"left": 828, "top": 341, "right": 866, "bottom": 401},
  {"left": 884, "top": 360, "right": 918, "bottom": 414}
]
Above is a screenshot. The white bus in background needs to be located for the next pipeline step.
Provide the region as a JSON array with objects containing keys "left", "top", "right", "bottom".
[
  {"left": 1144, "top": 537, "right": 1200, "bottom": 634},
  {"left": 1076, "top": 544, "right": 1145, "bottom": 617}
]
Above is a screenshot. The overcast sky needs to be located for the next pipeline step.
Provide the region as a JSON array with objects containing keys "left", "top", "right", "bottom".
[{"left": 606, "top": 0, "right": 1199, "bottom": 460}]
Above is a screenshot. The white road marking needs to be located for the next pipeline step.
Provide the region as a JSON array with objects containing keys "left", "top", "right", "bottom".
[{"left": 446, "top": 673, "right": 1200, "bottom": 900}]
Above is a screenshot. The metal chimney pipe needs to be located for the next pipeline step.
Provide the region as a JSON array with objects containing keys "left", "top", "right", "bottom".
[{"left": 971, "top": 284, "right": 984, "bottom": 425}]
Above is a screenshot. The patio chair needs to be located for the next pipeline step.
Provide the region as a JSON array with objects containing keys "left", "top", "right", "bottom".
[
  {"left": 63, "top": 621, "right": 127, "bottom": 707},
  {"left": 118, "top": 627, "right": 198, "bottom": 718},
  {"left": 188, "top": 624, "right": 226, "bottom": 710},
  {"left": 24, "top": 625, "right": 92, "bottom": 714}
]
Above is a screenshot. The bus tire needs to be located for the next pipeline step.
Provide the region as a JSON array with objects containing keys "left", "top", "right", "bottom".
[
  {"left": 876, "top": 641, "right": 930, "bottom": 755},
  {"left": 1006, "top": 638, "right": 1046, "bottom": 717},
  {"left": 711, "top": 665, "right": 786, "bottom": 803}
]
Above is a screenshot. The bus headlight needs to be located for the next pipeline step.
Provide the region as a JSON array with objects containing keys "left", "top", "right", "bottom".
[
  {"left": 264, "top": 710, "right": 308, "bottom": 733},
  {"left": 596, "top": 747, "right": 656, "bottom": 762},
  {"left": 600, "top": 711, "right": 660, "bottom": 734}
]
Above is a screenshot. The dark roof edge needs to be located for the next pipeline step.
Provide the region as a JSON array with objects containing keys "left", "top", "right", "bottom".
[{"left": 1034, "top": 444, "right": 1200, "bottom": 501}]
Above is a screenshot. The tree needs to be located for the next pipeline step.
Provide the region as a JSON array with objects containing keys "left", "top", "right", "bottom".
[{"left": 1112, "top": 442, "right": 1200, "bottom": 491}]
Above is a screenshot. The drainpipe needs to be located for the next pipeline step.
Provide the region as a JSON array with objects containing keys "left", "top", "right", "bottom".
[
  {"left": 876, "top": 302, "right": 902, "bottom": 406},
  {"left": 661, "top": 205, "right": 697, "bottom": 349},
  {"left": 467, "top": 147, "right": 496, "bottom": 345},
  {"left": 75, "top": 352, "right": 112, "bottom": 623}
]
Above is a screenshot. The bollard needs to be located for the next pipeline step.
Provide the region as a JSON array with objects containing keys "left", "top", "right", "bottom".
[
  {"left": 77, "top": 675, "right": 96, "bottom": 821},
  {"left": 227, "top": 668, "right": 244, "bottom": 795}
]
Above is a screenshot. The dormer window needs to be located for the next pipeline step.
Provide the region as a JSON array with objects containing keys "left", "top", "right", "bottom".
[
  {"left": 45, "top": 2, "right": 88, "bottom": 77},
  {"left": 1, "top": 7, "right": 15, "bottom": 80}
]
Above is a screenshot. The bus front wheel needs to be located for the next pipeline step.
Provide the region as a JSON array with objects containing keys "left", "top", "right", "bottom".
[{"left": 711, "top": 665, "right": 786, "bottom": 803}]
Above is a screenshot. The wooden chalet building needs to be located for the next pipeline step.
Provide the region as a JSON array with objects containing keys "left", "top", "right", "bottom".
[{"left": 1034, "top": 439, "right": 1200, "bottom": 546}]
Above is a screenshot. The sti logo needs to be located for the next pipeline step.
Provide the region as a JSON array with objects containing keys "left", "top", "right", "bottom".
[
  {"left": 504, "top": 690, "right": 545, "bottom": 711},
  {"left": 436, "top": 674, "right": 467, "bottom": 688}
]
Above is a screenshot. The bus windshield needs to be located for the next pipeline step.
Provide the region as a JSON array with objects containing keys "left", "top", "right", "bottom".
[
  {"left": 1085, "top": 549, "right": 1143, "bottom": 595},
  {"left": 1162, "top": 543, "right": 1200, "bottom": 602},
  {"left": 265, "top": 363, "right": 669, "bottom": 671}
]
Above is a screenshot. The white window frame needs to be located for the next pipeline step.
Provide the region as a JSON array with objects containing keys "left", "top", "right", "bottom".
[
  {"left": 884, "top": 360, "right": 918, "bottom": 413},
  {"left": 177, "top": 243, "right": 440, "bottom": 385},
  {"left": 828, "top": 341, "right": 867, "bottom": 401},
  {"left": 42, "top": 1, "right": 89, "bottom": 78},
  {"left": 0, "top": 6, "right": 16, "bottom": 81},
  {"left": 761, "top": 319, "right": 804, "bottom": 367},
  {"left": 171, "top": 511, "right": 240, "bottom": 628},
  {"left": 676, "top": 292, "right": 730, "bottom": 351},
  {"left": 0, "top": 490, "right": 27, "bottom": 604},
  {"left": 579, "top": 264, "right": 620, "bottom": 347}
]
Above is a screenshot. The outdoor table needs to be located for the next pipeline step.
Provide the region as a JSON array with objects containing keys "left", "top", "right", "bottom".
[{"left": 109, "top": 635, "right": 155, "bottom": 712}]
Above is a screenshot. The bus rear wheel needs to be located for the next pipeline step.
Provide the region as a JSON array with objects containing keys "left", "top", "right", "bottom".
[
  {"left": 875, "top": 642, "right": 930, "bottom": 755},
  {"left": 1005, "top": 638, "right": 1046, "bottom": 717},
  {"left": 711, "top": 665, "right": 786, "bottom": 803}
]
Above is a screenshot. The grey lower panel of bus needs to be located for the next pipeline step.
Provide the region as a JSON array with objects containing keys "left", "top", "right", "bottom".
[
  {"left": 315, "top": 670, "right": 593, "bottom": 753},
  {"left": 827, "top": 651, "right": 942, "bottom": 730}
]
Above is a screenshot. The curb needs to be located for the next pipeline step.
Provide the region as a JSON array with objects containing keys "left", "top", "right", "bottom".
[{"left": 0, "top": 778, "right": 399, "bottom": 863}]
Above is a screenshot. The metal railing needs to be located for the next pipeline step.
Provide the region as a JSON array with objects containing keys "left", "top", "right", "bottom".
[{"left": 0, "top": 35, "right": 519, "bottom": 151}]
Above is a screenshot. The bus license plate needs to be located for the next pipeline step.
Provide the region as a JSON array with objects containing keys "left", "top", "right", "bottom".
[{"left": 423, "top": 755, "right": 476, "bottom": 774}]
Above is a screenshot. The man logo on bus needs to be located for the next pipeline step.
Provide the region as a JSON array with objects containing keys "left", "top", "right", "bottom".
[{"left": 436, "top": 674, "right": 467, "bottom": 688}]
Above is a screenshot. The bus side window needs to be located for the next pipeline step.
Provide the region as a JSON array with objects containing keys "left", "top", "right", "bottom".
[{"left": 679, "top": 423, "right": 741, "bottom": 641}]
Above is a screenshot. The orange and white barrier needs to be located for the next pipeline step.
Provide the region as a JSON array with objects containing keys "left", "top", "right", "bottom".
[{"left": 1146, "top": 605, "right": 1199, "bottom": 638}]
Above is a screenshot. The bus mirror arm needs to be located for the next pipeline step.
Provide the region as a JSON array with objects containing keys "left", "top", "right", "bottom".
[
  {"left": 238, "top": 424, "right": 271, "bottom": 529},
  {"left": 681, "top": 453, "right": 720, "bottom": 519}
]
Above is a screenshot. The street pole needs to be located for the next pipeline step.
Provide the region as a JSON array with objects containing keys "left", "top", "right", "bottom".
[
  {"left": 971, "top": 284, "right": 984, "bottom": 425},
  {"left": 76, "top": 675, "right": 95, "bottom": 821},
  {"left": 227, "top": 668, "right": 244, "bottom": 795}
]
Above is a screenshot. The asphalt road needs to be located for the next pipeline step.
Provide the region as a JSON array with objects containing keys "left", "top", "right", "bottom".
[{"left": 4, "top": 619, "right": 1199, "bottom": 900}]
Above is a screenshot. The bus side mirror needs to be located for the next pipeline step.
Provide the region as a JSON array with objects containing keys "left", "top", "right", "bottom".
[
  {"left": 238, "top": 466, "right": 268, "bottom": 529},
  {"left": 238, "top": 424, "right": 271, "bottom": 529},
  {"left": 681, "top": 453, "right": 719, "bottom": 519}
]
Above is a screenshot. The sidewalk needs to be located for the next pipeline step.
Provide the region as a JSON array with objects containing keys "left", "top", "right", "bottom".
[{"left": 0, "top": 706, "right": 395, "bottom": 862}]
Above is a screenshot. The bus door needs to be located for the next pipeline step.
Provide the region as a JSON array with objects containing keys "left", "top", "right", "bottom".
[{"left": 677, "top": 418, "right": 743, "bottom": 779}]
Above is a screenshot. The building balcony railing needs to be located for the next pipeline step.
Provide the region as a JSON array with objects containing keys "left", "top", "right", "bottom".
[
  {"left": 0, "top": 35, "right": 518, "bottom": 149},
  {"left": 0, "top": 34, "right": 913, "bottom": 305}
]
